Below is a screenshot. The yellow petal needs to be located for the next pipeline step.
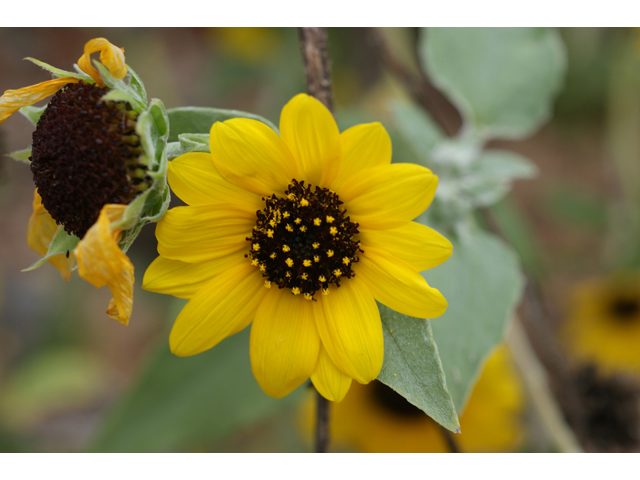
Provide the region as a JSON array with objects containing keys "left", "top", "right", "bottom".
[
  {"left": 170, "top": 262, "right": 267, "bottom": 356},
  {"left": 142, "top": 252, "right": 247, "bottom": 299},
  {"left": 357, "top": 246, "right": 448, "bottom": 319},
  {"left": 311, "top": 345, "right": 353, "bottom": 402},
  {"left": 26, "top": 189, "right": 75, "bottom": 281},
  {"left": 279, "top": 93, "right": 341, "bottom": 187},
  {"left": 155, "top": 205, "right": 254, "bottom": 263},
  {"left": 250, "top": 288, "right": 320, "bottom": 398},
  {"left": 359, "top": 222, "right": 452, "bottom": 272},
  {"left": 0, "top": 77, "right": 79, "bottom": 126},
  {"left": 167, "top": 152, "right": 263, "bottom": 211},
  {"left": 331, "top": 122, "right": 392, "bottom": 191},
  {"left": 75, "top": 204, "right": 134, "bottom": 325},
  {"left": 209, "top": 118, "right": 297, "bottom": 196},
  {"left": 314, "top": 277, "right": 383, "bottom": 384},
  {"left": 77, "top": 37, "right": 127, "bottom": 86},
  {"left": 457, "top": 345, "right": 524, "bottom": 452},
  {"left": 341, "top": 164, "right": 438, "bottom": 230}
]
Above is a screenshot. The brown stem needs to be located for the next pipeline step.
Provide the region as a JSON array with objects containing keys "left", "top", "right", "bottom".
[
  {"left": 366, "top": 27, "right": 460, "bottom": 137},
  {"left": 298, "top": 27, "right": 335, "bottom": 453},
  {"left": 439, "top": 425, "right": 460, "bottom": 453},
  {"left": 315, "top": 390, "right": 330, "bottom": 453},
  {"left": 298, "top": 27, "right": 334, "bottom": 112}
]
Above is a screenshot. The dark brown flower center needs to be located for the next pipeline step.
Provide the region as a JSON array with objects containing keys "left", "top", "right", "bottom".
[
  {"left": 30, "top": 81, "right": 150, "bottom": 238},
  {"left": 246, "top": 179, "right": 362, "bottom": 300},
  {"left": 608, "top": 296, "right": 640, "bottom": 323}
]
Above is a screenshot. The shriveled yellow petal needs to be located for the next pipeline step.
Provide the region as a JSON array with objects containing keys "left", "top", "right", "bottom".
[
  {"left": 0, "top": 77, "right": 79, "bottom": 126},
  {"left": 142, "top": 252, "right": 247, "bottom": 299},
  {"left": 332, "top": 122, "right": 392, "bottom": 191},
  {"left": 359, "top": 222, "right": 452, "bottom": 272},
  {"left": 209, "top": 118, "right": 297, "bottom": 196},
  {"left": 170, "top": 262, "right": 267, "bottom": 356},
  {"left": 168, "top": 152, "right": 263, "bottom": 210},
  {"left": 357, "top": 246, "right": 448, "bottom": 319},
  {"left": 341, "top": 163, "right": 438, "bottom": 230},
  {"left": 250, "top": 288, "right": 320, "bottom": 398},
  {"left": 311, "top": 345, "right": 353, "bottom": 402},
  {"left": 26, "top": 189, "right": 75, "bottom": 281},
  {"left": 156, "top": 205, "right": 254, "bottom": 263},
  {"left": 76, "top": 204, "right": 134, "bottom": 325},
  {"left": 77, "top": 37, "right": 127, "bottom": 86},
  {"left": 279, "top": 93, "right": 341, "bottom": 187},
  {"left": 314, "top": 277, "right": 383, "bottom": 384}
]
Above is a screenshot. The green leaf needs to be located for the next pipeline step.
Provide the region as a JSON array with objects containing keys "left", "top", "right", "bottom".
[
  {"left": 136, "top": 99, "right": 168, "bottom": 169},
  {"left": 377, "top": 304, "right": 460, "bottom": 432},
  {"left": 166, "top": 134, "right": 211, "bottom": 159},
  {"left": 18, "top": 105, "right": 47, "bottom": 126},
  {"left": 5, "top": 147, "right": 31, "bottom": 163},
  {"left": 167, "top": 106, "right": 279, "bottom": 142},
  {"left": 93, "top": 61, "right": 146, "bottom": 113},
  {"left": 22, "top": 228, "right": 80, "bottom": 272},
  {"left": 421, "top": 229, "right": 524, "bottom": 412},
  {"left": 24, "top": 57, "right": 90, "bottom": 82},
  {"left": 458, "top": 177, "right": 511, "bottom": 208},
  {"left": 389, "top": 100, "right": 445, "bottom": 163},
  {"left": 127, "top": 66, "right": 148, "bottom": 106},
  {"left": 88, "top": 324, "right": 303, "bottom": 452},
  {"left": 100, "top": 89, "right": 137, "bottom": 105},
  {"left": 488, "top": 198, "right": 546, "bottom": 280},
  {"left": 472, "top": 150, "right": 538, "bottom": 181},
  {"left": 179, "top": 133, "right": 210, "bottom": 151},
  {"left": 420, "top": 28, "right": 566, "bottom": 140}
]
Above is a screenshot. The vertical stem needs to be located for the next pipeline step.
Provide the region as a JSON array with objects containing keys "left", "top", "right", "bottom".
[
  {"left": 438, "top": 425, "right": 460, "bottom": 453},
  {"left": 298, "top": 27, "right": 334, "bottom": 112},
  {"left": 298, "top": 27, "right": 334, "bottom": 453},
  {"left": 315, "top": 390, "right": 330, "bottom": 453},
  {"left": 507, "top": 319, "right": 583, "bottom": 452}
]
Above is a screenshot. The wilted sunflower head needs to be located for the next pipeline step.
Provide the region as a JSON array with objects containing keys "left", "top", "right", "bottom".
[
  {"left": 562, "top": 274, "right": 640, "bottom": 375},
  {"left": 31, "top": 80, "right": 150, "bottom": 238},
  {"left": 1, "top": 37, "right": 171, "bottom": 325}
]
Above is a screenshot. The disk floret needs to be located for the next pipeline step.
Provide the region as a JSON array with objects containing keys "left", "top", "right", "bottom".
[
  {"left": 247, "top": 179, "right": 362, "bottom": 299},
  {"left": 608, "top": 295, "right": 640, "bottom": 323},
  {"left": 30, "top": 81, "right": 151, "bottom": 239}
]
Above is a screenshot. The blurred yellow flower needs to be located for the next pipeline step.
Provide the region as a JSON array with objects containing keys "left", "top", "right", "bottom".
[
  {"left": 144, "top": 93, "right": 451, "bottom": 400},
  {"left": 211, "top": 27, "right": 281, "bottom": 63},
  {"left": 562, "top": 273, "right": 640, "bottom": 374},
  {"left": 300, "top": 344, "right": 524, "bottom": 452},
  {"left": 2, "top": 38, "right": 154, "bottom": 326}
]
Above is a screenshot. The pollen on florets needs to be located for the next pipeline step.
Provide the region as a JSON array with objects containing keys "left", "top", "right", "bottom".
[
  {"left": 245, "top": 179, "right": 362, "bottom": 300},
  {"left": 30, "top": 81, "right": 150, "bottom": 239}
]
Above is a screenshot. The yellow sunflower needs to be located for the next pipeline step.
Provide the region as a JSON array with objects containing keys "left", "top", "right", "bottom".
[
  {"left": 1, "top": 38, "right": 170, "bottom": 325},
  {"left": 562, "top": 273, "right": 640, "bottom": 374},
  {"left": 143, "top": 93, "right": 452, "bottom": 400},
  {"left": 300, "top": 344, "right": 524, "bottom": 452}
]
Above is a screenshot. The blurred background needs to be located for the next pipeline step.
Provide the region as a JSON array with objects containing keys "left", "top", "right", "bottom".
[{"left": 1, "top": 27, "right": 639, "bottom": 452}]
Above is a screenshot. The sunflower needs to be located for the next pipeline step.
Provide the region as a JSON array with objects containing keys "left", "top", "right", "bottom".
[
  {"left": 299, "top": 344, "right": 524, "bottom": 452},
  {"left": 143, "top": 93, "right": 452, "bottom": 400},
  {"left": 562, "top": 273, "right": 640, "bottom": 375},
  {"left": 1, "top": 38, "right": 170, "bottom": 325}
]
